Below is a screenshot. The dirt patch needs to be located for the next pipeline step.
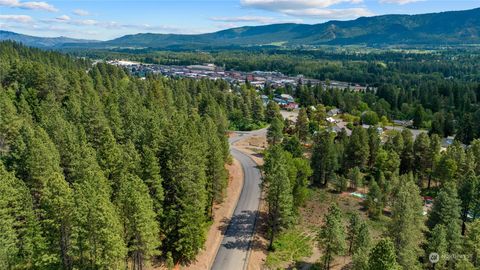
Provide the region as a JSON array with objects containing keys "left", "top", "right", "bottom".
[
  {"left": 168, "top": 159, "right": 244, "bottom": 270},
  {"left": 295, "top": 188, "right": 387, "bottom": 270},
  {"left": 232, "top": 135, "right": 267, "bottom": 166},
  {"left": 281, "top": 110, "right": 299, "bottom": 123}
]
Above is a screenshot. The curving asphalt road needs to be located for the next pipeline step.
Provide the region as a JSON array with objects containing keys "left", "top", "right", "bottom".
[{"left": 211, "top": 129, "right": 265, "bottom": 270}]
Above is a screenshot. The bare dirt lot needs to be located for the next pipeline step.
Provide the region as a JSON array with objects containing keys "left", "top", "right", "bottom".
[
  {"left": 232, "top": 133, "right": 267, "bottom": 166},
  {"left": 281, "top": 110, "right": 299, "bottom": 123},
  {"left": 293, "top": 188, "right": 388, "bottom": 270}
]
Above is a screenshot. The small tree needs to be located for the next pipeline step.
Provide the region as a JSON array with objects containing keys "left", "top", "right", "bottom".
[
  {"left": 465, "top": 220, "right": 480, "bottom": 267},
  {"left": 263, "top": 146, "right": 294, "bottom": 250},
  {"left": 296, "top": 108, "right": 309, "bottom": 142},
  {"left": 366, "top": 180, "right": 383, "bottom": 219},
  {"left": 333, "top": 174, "right": 348, "bottom": 193},
  {"left": 347, "top": 213, "right": 361, "bottom": 255},
  {"left": 282, "top": 135, "right": 303, "bottom": 158},
  {"left": 318, "top": 204, "right": 346, "bottom": 270},
  {"left": 348, "top": 167, "right": 363, "bottom": 190},
  {"left": 267, "top": 117, "right": 284, "bottom": 146},
  {"left": 426, "top": 224, "right": 448, "bottom": 270},
  {"left": 368, "top": 238, "right": 399, "bottom": 270}
]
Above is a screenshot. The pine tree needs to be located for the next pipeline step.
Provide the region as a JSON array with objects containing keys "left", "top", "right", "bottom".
[
  {"left": 465, "top": 220, "right": 480, "bottom": 267},
  {"left": 282, "top": 135, "right": 303, "bottom": 158},
  {"left": 368, "top": 238, "right": 399, "bottom": 270},
  {"left": 16, "top": 126, "right": 75, "bottom": 269},
  {"left": 264, "top": 145, "right": 294, "bottom": 250},
  {"left": 434, "top": 155, "right": 457, "bottom": 186},
  {"left": 367, "top": 127, "right": 381, "bottom": 168},
  {"left": 291, "top": 157, "right": 312, "bottom": 209},
  {"left": 414, "top": 133, "right": 431, "bottom": 186},
  {"left": 160, "top": 116, "right": 208, "bottom": 263},
  {"left": 265, "top": 101, "right": 281, "bottom": 123},
  {"left": 426, "top": 224, "right": 448, "bottom": 270},
  {"left": 0, "top": 162, "right": 45, "bottom": 269},
  {"left": 295, "top": 108, "right": 309, "bottom": 142},
  {"left": 374, "top": 148, "right": 400, "bottom": 179},
  {"left": 0, "top": 89, "right": 22, "bottom": 154},
  {"left": 400, "top": 129, "right": 415, "bottom": 174},
  {"left": 427, "top": 134, "right": 441, "bottom": 188},
  {"left": 318, "top": 204, "right": 346, "bottom": 270},
  {"left": 351, "top": 222, "right": 371, "bottom": 270},
  {"left": 116, "top": 174, "right": 160, "bottom": 269},
  {"left": 458, "top": 172, "right": 478, "bottom": 235},
  {"left": 267, "top": 117, "right": 284, "bottom": 145},
  {"left": 59, "top": 137, "right": 126, "bottom": 269},
  {"left": 352, "top": 247, "right": 370, "bottom": 270},
  {"left": 366, "top": 180, "right": 383, "bottom": 219},
  {"left": 413, "top": 104, "right": 425, "bottom": 128},
  {"left": 345, "top": 126, "right": 370, "bottom": 170},
  {"left": 203, "top": 117, "right": 228, "bottom": 219},
  {"left": 252, "top": 95, "right": 265, "bottom": 122},
  {"left": 470, "top": 139, "right": 480, "bottom": 175},
  {"left": 311, "top": 131, "right": 338, "bottom": 186},
  {"left": 140, "top": 146, "right": 164, "bottom": 223},
  {"left": 427, "top": 183, "right": 462, "bottom": 260},
  {"left": 348, "top": 167, "right": 363, "bottom": 190},
  {"left": 389, "top": 174, "right": 424, "bottom": 270},
  {"left": 347, "top": 213, "right": 361, "bottom": 255},
  {"left": 332, "top": 174, "right": 348, "bottom": 193}
]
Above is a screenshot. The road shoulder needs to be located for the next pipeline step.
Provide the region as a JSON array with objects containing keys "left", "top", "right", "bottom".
[{"left": 183, "top": 158, "right": 244, "bottom": 270}]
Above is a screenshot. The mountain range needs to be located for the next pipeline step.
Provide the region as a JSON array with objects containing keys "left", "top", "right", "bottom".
[{"left": 1, "top": 7, "right": 480, "bottom": 49}]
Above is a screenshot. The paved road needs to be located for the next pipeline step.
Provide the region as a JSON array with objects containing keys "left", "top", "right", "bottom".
[{"left": 211, "top": 130, "right": 265, "bottom": 270}]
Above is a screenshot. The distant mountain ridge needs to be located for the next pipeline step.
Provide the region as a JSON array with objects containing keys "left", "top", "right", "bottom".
[
  {"left": 2, "top": 7, "right": 480, "bottom": 49},
  {"left": 0, "top": 30, "right": 97, "bottom": 48}
]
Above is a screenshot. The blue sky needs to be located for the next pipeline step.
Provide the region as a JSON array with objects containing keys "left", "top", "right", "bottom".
[{"left": 1, "top": 0, "right": 479, "bottom": 40}]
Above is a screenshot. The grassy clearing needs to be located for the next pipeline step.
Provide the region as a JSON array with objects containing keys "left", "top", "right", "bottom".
[
  {"left": 264, "top": 187, "right": 391, "bottom": 269},
  {"left": 265, "top": 228, "right": 314, "bottom": 269}
]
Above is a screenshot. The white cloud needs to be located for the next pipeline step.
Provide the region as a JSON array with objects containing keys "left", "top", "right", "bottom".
[
  {"left": 210, "top": 15, "right": 302, "bottom": 24},
  {"left": 74, "top": 19, "right": 97, "bottom": 25},
  {"left": 0, "top": 0, "right": 57, "bottom": 12},
  {"left": 42, "top": 18, "right": 190, "bottom": 34},
  {"left": 41, "top": 17, "right": 98, "bottom": 26},
  {"left": 240, "top": 0, "right": 372, "bottom": 20},
  {"left": 241, "top": 0, "right": 363, "bottom": 10},
  {"left": 379, "top": 0, "right": 424, "bottom": 4},
  {"left": 0, "top": 14, "right": 33, "bottom": 23},
  {"left": 56, "top": 15, "right": 70, "bottom": 21},
  {"left": 73, "top": 9, "right": 89, "bottom": 16},
  {"left": 281, "top": 8, "right": 373, "bottom": 19}
]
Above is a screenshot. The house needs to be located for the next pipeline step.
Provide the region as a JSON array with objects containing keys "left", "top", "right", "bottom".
[
  {"left": 284, "top": 102, "right": 299, "bottom": 111},
  {"left": 326, "top": 117, "right": 337, "bottom": 123},
  {"left": 280, "top": 94, "right": 295, "bottom": 103},
  {"left": 393, "top": 120, "right": 413, "bottom": 127},
  {"left": 327, "top": 108, "right": 341, "bottom": 117},
  {"left": 186, "top": 64, "right": 216, "bottom": 72},
  {"left": 273, "top": 98, "right": 288, "bottom": 106}
]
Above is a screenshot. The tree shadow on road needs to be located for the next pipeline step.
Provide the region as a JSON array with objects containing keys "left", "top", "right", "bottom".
[{"left": 218, "top": 210, "right": 266, "bottom": 251}]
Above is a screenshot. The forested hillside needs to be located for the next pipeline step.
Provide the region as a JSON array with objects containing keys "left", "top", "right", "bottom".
[
  {"left": 0, "top": 41, "right": 264, "bottom": 269},
  {"left": 3, "top": 8, "right": 480, "bottom": 49}
]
